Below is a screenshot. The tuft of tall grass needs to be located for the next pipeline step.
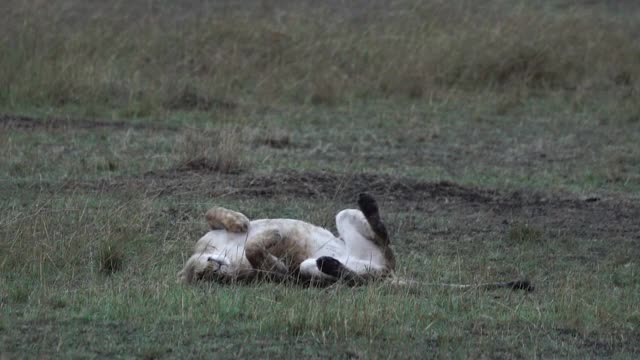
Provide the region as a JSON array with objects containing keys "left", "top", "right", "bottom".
[
  {"left": 508, "top": 222, "right": 543, "bottom": 243},
  {"left": 0, "top": 195, "right": 173, "bottom": 281},
  {"left": 98, "top": 240, "right": 125, "bottom": 275}
]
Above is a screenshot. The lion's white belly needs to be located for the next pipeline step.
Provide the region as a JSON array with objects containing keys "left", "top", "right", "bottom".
[
  {"left": 199, "top": 217, "right": 382, "bottom": 279},
  {"left": 248, "top": 219, "right": 347, "bottom": 258},
  {"left": 245, "top": 219, "right": 383, "bottom": 268}
]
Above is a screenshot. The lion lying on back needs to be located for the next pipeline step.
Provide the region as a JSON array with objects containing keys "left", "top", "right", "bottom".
[
  {"left": 178, "top": 193, "right": 533, "bottom": 291},
  {"left": 178, "top": 194, "right": 395, "bottom": 285}
]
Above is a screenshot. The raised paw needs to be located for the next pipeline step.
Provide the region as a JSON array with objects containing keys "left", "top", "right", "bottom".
[
  {"left": 206, "top": 207, "right": 250, "bottom": 233},
  {"left": 357, "top": 193, "right": 379, "bottom": 218},
  {"left": 357, "top": 193, "right": 389, "bottom": 244},
  {"left": 227, "top": 213, "right": 250, "bottom": 233}
]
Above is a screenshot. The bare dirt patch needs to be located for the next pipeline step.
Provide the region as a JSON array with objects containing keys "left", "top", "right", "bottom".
[
  {"left": 173, "top": 157, "right": 244, "bottom": 174},
  {"left": 28, "top": 167, "right": 637, "bottom": 250}
]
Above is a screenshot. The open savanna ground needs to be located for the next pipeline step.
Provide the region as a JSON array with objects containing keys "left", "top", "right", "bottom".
[{"left": 1, "top": 0, "right": 639, "bottom": 358}]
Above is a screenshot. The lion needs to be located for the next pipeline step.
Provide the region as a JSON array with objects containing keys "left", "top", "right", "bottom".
[
  {"left": 178, "top": 193, "right": 394, "bottom": 285},
  {"left": 178, "top": 193, "right": 533, "bottom": 291}
]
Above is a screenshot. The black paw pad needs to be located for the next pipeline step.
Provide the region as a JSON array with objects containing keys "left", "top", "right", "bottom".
[
  {"left": 357, "top": 193, "right": 379, "bottom": 217},
  {"left": 316, "top": 256, "right": 343, "bottom": 278}
]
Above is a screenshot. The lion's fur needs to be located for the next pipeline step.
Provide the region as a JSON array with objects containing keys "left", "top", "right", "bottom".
[{"left": 178, "top": 194, "right": 395, "bottom": 285}]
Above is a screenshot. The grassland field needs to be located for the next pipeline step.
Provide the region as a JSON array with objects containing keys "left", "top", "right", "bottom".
[{"left": 1, "top": 0, "right": 639, "bottom": 358}]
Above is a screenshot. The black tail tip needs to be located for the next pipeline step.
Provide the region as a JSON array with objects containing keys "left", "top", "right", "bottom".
[
  {"left": 357, "top": 193, "right": 379, "bottom": 217},
  {"left": 510, "top": 280, "right": 535, "bottom": 292}
]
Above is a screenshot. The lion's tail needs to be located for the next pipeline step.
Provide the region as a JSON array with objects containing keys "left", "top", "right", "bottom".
[{"left": 387, "top": 276, "right": 534, "bottom": 292}]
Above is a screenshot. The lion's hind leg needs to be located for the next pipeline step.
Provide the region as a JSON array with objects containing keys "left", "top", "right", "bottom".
[
  {"left": 205, "top": 207, "right": 250, "bottom": 233},
  {"left": 357, "top": 193, "right": 389, "bottom": 246},
  {"left": 244, "top": 229, "right": 289, "bottom": 281},
  {"left": 335, "top": 203, "right": 396, "bottom": 272}
]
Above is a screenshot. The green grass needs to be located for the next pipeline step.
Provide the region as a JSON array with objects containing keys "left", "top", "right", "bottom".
[
  {"left": 1, "top": 190, "right": 639, "bottom": 357},
  {"left": 2, "top": 0, "right": 640, "bottom": 358}
]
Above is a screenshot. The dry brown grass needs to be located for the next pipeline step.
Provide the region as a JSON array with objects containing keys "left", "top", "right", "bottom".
[
  {"left": 508, "top": 222, "right": 544, "bottom": 244},
  {"left": 98, "top": 240, "right": 125, "bottom": 275},
  {"left": 176, "top": 124, "right": 249, "bottom": 174},
  {"left": 1, "top": 0, "right": 639, "bottom": 113}
]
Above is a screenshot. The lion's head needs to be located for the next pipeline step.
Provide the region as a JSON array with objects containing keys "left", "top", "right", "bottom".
[
  {"left": 177, "top": 237, "right": 253, "bottom": 284},
  {"left": 177, "top": 253, "right": 226, "bottom": 283}
]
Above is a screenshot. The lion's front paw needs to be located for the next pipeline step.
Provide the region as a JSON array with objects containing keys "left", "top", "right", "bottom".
[
  {"left": 206, "top": 207, "right": 251, "bottom": 232},
  {"left": 316, "top": 256, "right": 343, "bottom": 278},
  {"left": 226, "top": 213, "right": 250, "bottom": 233}
]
